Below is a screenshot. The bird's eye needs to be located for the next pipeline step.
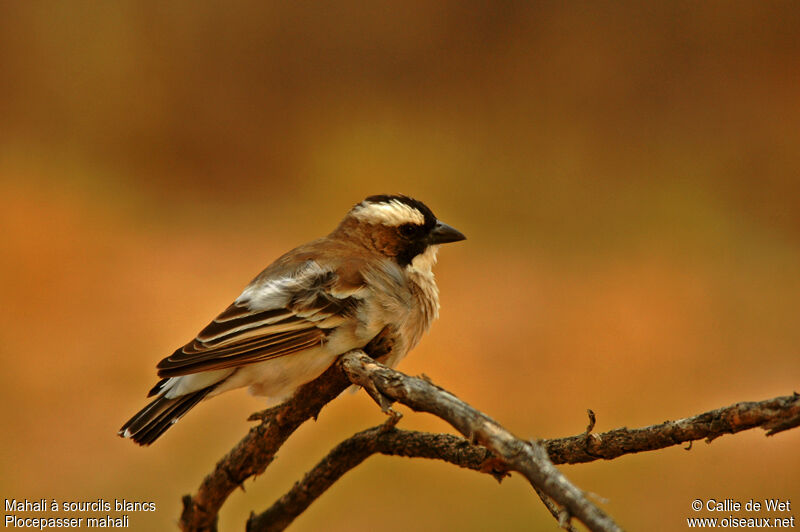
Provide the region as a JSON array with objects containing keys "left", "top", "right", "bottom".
[{"left": 398, "top": 224, "right": 420, "bottom": 238}]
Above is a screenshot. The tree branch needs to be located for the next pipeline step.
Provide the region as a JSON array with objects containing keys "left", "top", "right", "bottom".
[
  {"left": 246, "top": 392, "right": 799, "bottom": 531},
  {"left": 245, "top": 426, "right": 502, "bottom": 532},
  {"left": 178, "top": 362, "right": 352, "bottom": 532},
  {"left": 179, "top": 346, "right": 799, "bottom": 532},
  {"left": 340, "top": 351, "right": 621, "bottom": 532},
  {"left": 544, "top": 392, "right": 800, "bottom": 465},
  {"left": 245, "top": 424, "right": 582, "bottom": 532}
]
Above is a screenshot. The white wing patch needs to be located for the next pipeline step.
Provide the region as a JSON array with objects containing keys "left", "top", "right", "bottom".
[
  {"left": 237, "top": 260, "right": 329, "bottom": 310},
  {"left": 351, "top": 199, "right": 425, "bottom": 226}
]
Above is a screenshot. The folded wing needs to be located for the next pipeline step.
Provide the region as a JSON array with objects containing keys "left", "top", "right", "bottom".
[{"left": 156, "top": 260, "right": 362, "bottom": 377}]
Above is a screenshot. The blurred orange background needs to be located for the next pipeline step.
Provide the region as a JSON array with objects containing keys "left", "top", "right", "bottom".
[{"left": 1, "top": 2, "right": 798, "bottom": 531}]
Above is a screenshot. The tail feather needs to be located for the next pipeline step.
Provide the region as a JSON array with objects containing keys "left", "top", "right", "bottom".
[{"left": 118, "top": 386, "right": 215, "bottom": 446}]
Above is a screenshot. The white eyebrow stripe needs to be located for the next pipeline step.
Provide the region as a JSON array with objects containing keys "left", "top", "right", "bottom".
[{"left": 350, "top": 199, "right": 425, "bottom": 226}]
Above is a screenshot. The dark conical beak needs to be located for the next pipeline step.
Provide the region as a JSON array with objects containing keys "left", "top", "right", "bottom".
[{"left": 428, "top": 221, "right": 466, "bottom": 245}]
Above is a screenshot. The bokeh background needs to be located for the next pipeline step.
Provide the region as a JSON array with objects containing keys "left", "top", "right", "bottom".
[{"left": 2, "top": 2, "right": 798, "bottom": 530}]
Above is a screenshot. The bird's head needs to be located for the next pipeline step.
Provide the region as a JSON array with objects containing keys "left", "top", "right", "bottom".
[{"left": 336, "top": 194, "right": 466, "bottom": 270}]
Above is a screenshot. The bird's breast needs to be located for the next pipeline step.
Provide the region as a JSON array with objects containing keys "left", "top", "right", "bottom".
[{"left": 356, "top": 258, "right": 439, "bottom": 369}]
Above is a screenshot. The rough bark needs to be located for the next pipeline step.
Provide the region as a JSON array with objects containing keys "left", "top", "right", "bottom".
[{"left": 179, "top": 348, "right": 799, "bottom": 532}]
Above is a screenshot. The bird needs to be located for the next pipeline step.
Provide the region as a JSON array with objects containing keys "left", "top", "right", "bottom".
[{"left": 119, "top": 194, "right": 466, "bottom": 445}]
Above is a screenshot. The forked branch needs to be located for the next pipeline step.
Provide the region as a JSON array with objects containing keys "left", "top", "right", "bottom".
[
  {"left": 179, "top": 349, "right": 799, "bottom": 532},
  {"left": 339, "top": 351, "right": 621, "bottom": 532},
  {"left": 178, "top": 362, "right": 352, "bottom": 532},
  {"left": 247, "top": 393, "right": 800, "bottom": 531}
]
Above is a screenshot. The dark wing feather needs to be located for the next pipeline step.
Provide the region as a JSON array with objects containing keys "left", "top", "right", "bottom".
[{"left": 156, "top": 260, "right": 363, "bottom": 378}]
